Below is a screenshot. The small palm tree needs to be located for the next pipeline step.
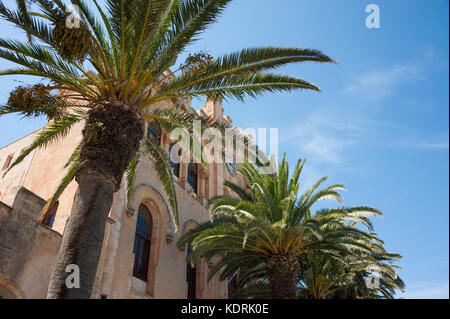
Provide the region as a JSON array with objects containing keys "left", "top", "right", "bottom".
[
  {"left": 0, "top": 0, "right": 336, "bottom": 298},
  {"left": 234, "top": 207, "right": 405, "bottom": 299},
  {"left": 178, "top": 156, "right": 379, "bottom": 298},
  {"left": 232, "top": 210, "right": 405, "bottom": 299},
  {"left": 297, "top": 234, "right": 405, "bottom": 299}
]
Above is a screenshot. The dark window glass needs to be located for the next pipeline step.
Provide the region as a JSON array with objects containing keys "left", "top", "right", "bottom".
[
  {"left": 41, "top": 200, "right": 59, "bottom": 228},
  {"left": 133, "top": 205, "right": 152, "bottom": 281},
  {"left": 146, "top": 122, "right": 161, "bottom": 145},
  {"left": 188, "top": 164, "right": 198, "bottom": 193},
  {"left": 186, "top": 246, "right": 196, "bottom": 299}
]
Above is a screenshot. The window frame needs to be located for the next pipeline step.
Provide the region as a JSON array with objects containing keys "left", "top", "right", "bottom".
[
  {"left": 41, "top": 200, "right": 59, "bottom": 229},
  {"left": 187, "top": 164, "right": 198, "bottom": 194},
  {"left": 146, "top": 121, "right": 161, "bottom": 146},
  {"left": 132, "top": 205, "right": 153, "bottom": 282}
]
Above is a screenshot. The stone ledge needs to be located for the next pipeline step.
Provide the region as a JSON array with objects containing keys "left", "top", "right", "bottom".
[
  {"left": 0, "top": 201, "right": 12, "bottom": 215},
  {"left": 12, "top": 187, "right": 46, "bottom": 221},
  {"left": 37, "top": 223, "right": 63, "bottom": 239}
]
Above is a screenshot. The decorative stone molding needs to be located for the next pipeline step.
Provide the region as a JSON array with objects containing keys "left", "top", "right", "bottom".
[
  {"left": 0, "top": 274, "right": 26, "bottom": 299},
  {"left": 166, "top": 217, "right": 176, "bottom": 242},
  {"left": 182, "top": 219, "right": 200, "bottom": 232},
  {"left": 165, "top": 233, "right": 174, "bottom": 244},
  {"left": 178, "top": 219, "right": 200, "bottom": 251},
  {"left": 126, "top": 207, "right": 135, "bottom": 217},
  {"left": 198, "top": 165, "right": 209, "bottom": 179}
]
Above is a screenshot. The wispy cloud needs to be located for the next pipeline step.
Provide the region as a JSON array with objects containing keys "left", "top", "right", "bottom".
[
  {"left": 279, "top": 112, "right": 363, "bottom": 164},
  {"left": 345, "top": 64, "right": 420, "bottom": 102},
  {"left": 399, "top": 281, "right": 449, "bottom": 299},
  {"left": 279, "top": 109, "right": 448, "bottom": 168},
  {"left": 415, "top": 141, "right": 449, "bottom": 150}
]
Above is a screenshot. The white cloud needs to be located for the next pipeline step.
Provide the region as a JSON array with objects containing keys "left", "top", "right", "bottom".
[
  {"left": 345, "top": 64, "right": 420, "bottom": 101},
  {"left": 279, "top": 108, "right": 448, "bottom": 170},
  {"left": 415, "top": 141, "right": 449, "bottom": 150},
  {"left": 279, "top": 112, "right": 364, "bottom": 164}
]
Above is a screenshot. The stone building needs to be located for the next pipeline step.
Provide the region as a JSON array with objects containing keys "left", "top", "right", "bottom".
[{"left": 0, "top": 96, "right": 245, "bottom": 299}]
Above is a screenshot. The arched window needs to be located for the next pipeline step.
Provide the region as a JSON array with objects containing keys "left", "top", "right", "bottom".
[
  {"left": 169, "top": 143, "right": 181, "bottom": 178},
  {"left": 40, "top": 200, "right": 59, "bottom": 228},
  {"left": 146, "top": 121, "right": 161, "bottom": 145},
  {"left": 188, "top": 164, "right": 198, "bottom": 194},
  {"left": 133, "top": 205, "right": 153, "bottom": 281},
  {"left": 186, "top": 245, "right": 197, "bottom": 299}
]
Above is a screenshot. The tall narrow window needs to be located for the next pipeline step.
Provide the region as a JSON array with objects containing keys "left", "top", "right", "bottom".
[
  {"left": 227, "top": 274, "right": 238, "bottom": 299},
  {"left": 40, "top": 200, "right": 59, "bottom": 228},
  {"left": 169, "top": 144, "right": 181, "bottom": 178},
  {"left": 187, "top": 164, "right": 198, "bottom": 193},
  {"left": 133, "top": 205, "right": 153, "bottom": 281},
  {"left": 186, "top": 246, "right": 196, "bottom": 299},
  {"left": 2, "top": 154, "right": 13, "bottom": 171},
  {"left": 146, "top": 121, "right": 161, "bottom": 145}
]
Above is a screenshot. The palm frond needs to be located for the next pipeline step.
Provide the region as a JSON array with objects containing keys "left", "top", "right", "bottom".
[
  {"left": 3, "top": 109, "right": 86, "bottom": 177},
  {"left": 143, "top": 136, "right": 179, "bottom": 228},
  {"left": 41, "top": 148, "right": 80, "bottom": 217},
  {"left": 125, "top": 147, "right": 142, "bottom": 205}
]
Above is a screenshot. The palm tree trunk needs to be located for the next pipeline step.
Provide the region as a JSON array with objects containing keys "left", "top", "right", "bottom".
[
  {"left": 47, "top": 101, "right": 143, "bottom": 299},
  {"left": 265, "top": 253, "right": 300, "bottom": 299},
  {"left": 333, "top": 289, "right": 348, "bottom": 299}
]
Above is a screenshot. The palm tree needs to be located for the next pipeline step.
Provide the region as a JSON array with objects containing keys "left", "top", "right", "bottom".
[
  {"left": 0, "top": 1, "right": 336, "bottom": 298},
  {"left": 178, "top": 156, "right": 379, "bottom": 298},
  {"left": 232, "top": 206, "right": 405, "bottom": 299},
  {"left": 233, "top": 207, "right": 405, "bottom": 299},
  {"left": 297, "top": 233, "right": 405, "bottom": 299}
]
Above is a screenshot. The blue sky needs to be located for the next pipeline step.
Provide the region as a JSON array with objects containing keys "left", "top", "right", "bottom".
[{"left": 0, "top": 0, "right": 448, "bottom": 298}]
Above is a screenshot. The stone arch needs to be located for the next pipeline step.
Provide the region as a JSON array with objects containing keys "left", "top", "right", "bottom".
[
  {"left": 132, "top": 183, "right": 176, "bottom": 237},
  {"left": 0, "top": 274, "right": 25, "bottom": 299},
  {"left": 182, "top": 219, "right": 200, "bottom": 233},
  {"left": 129, "top": 184, "right": 174, "bottom": 297},
  {"left": 223, "top": 187, "right": 231, "bottom": 197}
]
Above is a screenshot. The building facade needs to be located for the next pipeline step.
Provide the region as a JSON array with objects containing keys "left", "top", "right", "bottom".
[{"left": 0, "top": 96, "right": 245, "bottom": 299}]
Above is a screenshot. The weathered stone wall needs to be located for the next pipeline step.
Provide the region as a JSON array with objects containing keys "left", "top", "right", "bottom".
[
  {"left": 0, "top": 187, "right": 62, "bottom": 298},
  {"left": 0, "top": 129, "right": 40, "bottom": 206}
]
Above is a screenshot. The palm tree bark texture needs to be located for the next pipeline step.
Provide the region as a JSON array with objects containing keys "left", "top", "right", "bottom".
[
  {"left": 47, "top": 102, "right": 144, "bottom": 298},
  {"left": 265, "top": 253, "right": 300, "bottom": 299}
]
